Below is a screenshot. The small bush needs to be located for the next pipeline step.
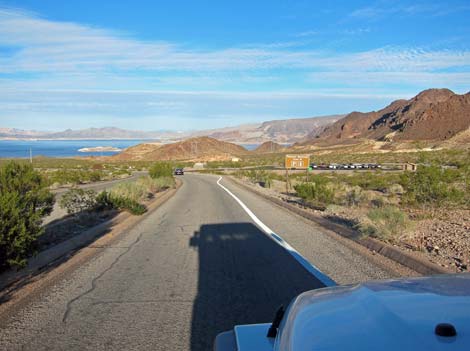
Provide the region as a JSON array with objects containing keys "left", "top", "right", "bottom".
[
  {"left": 0, "top": 162, "right": 54, "bottom": 269},
  {"left": 94, "top": 175, "right": 173, "bottom": 216},
  {"left": 137, "top": 176, "right": 175, "bottom": 193},
  {"left": 242, "top": 169, "right": 273, "bottom": 188},
  {"left": 59, "top": 188, "right": 97, "bottom": 215},
  {"left": 294, "top": 178, "right": 335, "bottom": 206},
  {"left": 111, "top": 182, "right": 147, "bottom": 202},
  {"left": 370, "top": 196, "right": 387, "bottom": 208},
  {"left": 387, "top": 183, "right": 404, "bottom": 195},
  {"left": 149, "top": 162, "right": 174, "bottom": 179},
  {"left": 357, "top": 206, "right": 410, "bottom": 241},
  {"left": 96, "top": 191, "right": 146, "bottom": 215},
  {"left": 400, "top": 165, "right": 464, "bottom": 207},
  {"left": 345, "top": 186, "right": 366, "bottom": 207}
]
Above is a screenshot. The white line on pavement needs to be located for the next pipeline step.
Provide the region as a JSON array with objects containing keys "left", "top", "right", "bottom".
[{"left": 216, "top": 176, "right": 336, "bottom": 287}]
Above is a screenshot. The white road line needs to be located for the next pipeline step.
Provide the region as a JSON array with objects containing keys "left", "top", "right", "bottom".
[{"left": 216, "top": 176, "right": 337, "bottom": 287}]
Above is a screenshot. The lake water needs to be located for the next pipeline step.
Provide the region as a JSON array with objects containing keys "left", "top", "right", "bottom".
[
  {"left": 0, "top": 140, "right": 263, "bottom": 158},
  {"left": 240, "top": 144, "right": 260, "bottom": 151},
  {"left": 0, "top": 139, "right": 150, "bottom": 158}
]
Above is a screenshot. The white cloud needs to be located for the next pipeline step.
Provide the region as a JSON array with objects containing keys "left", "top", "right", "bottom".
[
  {"left": 349, "top": 2, "right": 470, "bottom": 20},
  {"left": 295, "top": 30, "right": 319, "bottom": 37},
  {"left": 1, "top": 7, "right": 468, "bottom": 76},
  {"left": 0, "top": 6, "right": 469, "bottom": 130}
]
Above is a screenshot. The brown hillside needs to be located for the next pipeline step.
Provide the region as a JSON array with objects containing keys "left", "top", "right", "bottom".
[
  {"left": 253, "top": 141, "right": 284, "bottom": 153},
  {"left": 113, "top": 136, "right": 248, "bottom": 161},
  {"left": 300, "top": 89, "right": 470, "bottom": 146}
]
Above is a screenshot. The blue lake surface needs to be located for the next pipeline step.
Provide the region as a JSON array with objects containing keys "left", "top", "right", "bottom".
[
  {"left": 240, "top": 144, "right": 260, "bottom": 151},
  {"left": 0, "top": 140, "right": 263, "bottom": 158},
  {"left": 0, "top": 139, "right": 151, "bottom": 158}
]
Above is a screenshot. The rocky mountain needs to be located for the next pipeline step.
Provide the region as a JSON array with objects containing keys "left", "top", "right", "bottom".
[
  {"left": 0, "top": 126, "right": 180, "bottom": 140},
  {"left": 299, "top": 89, "right": 470, "bottom": 146},
  {"left": 113, "top": 136, "right": 249, "bottom": 161},
  {"left": 253, "top": 141, "right": 285, "bottom": 153},
  {"left": 0, "top": 128, "right": 46, "bottom": 138},
  {"left": 46, "top": 127, "right": 166, "bottom": 140},
  {"left": 1, "top": 115, "right": 340, "bottom": 143},
  {"left": 195, "top": 115, "right": 342, "bottom": 144}
]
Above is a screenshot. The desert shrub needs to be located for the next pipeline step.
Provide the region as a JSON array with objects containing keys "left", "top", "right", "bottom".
[
  {"left": 89, "top": 171, "right": 102, "bottom": 182},
  {"left": 109, "top": 176, "right": 174, "bottom": 202},
  {"left": 357, "top": 206, "right": 410, "bottom": 241},
  {"left": 95, "top": 190, "right": 114, "bottom": 210},
  {"left": 137, "top": 176, "right": 174, "bottom": 193},
  {"left": 294, "top": 177, "right": 335, "bottom": 206},
  {"left": 95, "top": 176, "right": 173, "bottom": 216},
  {"left": 149, "top": 162, "right": 173, "bottom": 179},
  {"left": 242, "top": 169, "right": 273, "bottom": 188},
  {"left": 387, "top": 183, "right": 404, "bottom": 195},
  {"left": 111, "top": 182, "right": 147, "bottom": 202},
  {"left": 0, "top": 162, "right": 54, "bottom": 269},
  {"left": 334, "top": 172, "right": 400, "bottom": 192},
  {"left": 400, "top": 165, "right": 463, "bottom": 207},
  {"left": 59, "top": 188, "right": 97, "bottom": 215},
  {"left": 345, "top": 186, "right": 366, "bottom": 207},
  {"left": 96, "top": 191, "right": 146, "bottom": 215},
  {"left": 370, "top": 196, "right": 387, "bottom": 208},
  {"left": 44, "top": 169, "right": 106, "bottom": 186}
]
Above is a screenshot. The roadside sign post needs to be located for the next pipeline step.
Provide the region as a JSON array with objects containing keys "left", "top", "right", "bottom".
[
  {"left": 306, "top": 166, "right": 313, "bottom": 182},
  {"left": 285, "top": 168, "right": 289, "bottom": 194},
  {"left": 285, "top": 154, "right": 310, "bottom": 170},
  {"left": 285, "top": 154, "right": 310, "bottom": 193}
]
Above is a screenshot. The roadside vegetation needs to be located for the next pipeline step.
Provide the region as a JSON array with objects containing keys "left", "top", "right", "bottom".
[
  {"left": 0, "top": 162, "right": 54, "bottom": 270},
  {"left": 0, "top": 160, "right": 177, "bottom": 271},
  {"left": 233, "top": 149, "right": 469, "bottom": 271},
  {"left": 60, "top": 162, "right": 175, "bottom": 216},
  {"left": 234, "top": 169, "right": 278, "bottom": 188}
]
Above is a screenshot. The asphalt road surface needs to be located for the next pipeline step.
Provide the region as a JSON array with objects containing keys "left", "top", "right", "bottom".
[{"left": 0, "top": 173, "right": 406, "bottom": 350}]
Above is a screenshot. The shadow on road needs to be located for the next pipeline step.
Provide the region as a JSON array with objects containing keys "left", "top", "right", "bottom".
[{"left": 189, "top": 222, "right": 324, "bottom": 351}]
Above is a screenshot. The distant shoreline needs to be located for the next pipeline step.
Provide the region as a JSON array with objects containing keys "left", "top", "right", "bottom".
[
  {"left": 78, "top": 146, "right": 122, "bottom": 152},
  {"left": 0, "top": 137, "right": 161, "bottom": 141}
]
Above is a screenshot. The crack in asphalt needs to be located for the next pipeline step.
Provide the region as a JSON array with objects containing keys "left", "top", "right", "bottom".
[
  {"left": 61, "top": 230, "right": 145, "bottom": 324},
  {"left": 178, "top": 224, "right": 195, "bottom": 233}
]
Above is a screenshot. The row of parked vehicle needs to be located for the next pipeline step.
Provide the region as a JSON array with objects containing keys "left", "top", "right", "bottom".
[{"left": 310, "top": 163, "right": 382, "bottom": 170}]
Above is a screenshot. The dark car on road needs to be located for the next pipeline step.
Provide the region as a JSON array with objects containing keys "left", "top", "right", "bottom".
[{"left": 174, "top": 168, "right": 184, "bottom": 175}]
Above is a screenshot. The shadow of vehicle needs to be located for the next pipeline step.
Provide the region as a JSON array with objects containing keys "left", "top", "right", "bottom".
[{"left": 189, "top": 222, "right": 324, "bottom": 351}]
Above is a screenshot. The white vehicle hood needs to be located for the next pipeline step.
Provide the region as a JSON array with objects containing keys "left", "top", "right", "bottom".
[{"left": 275, "top": 274, "right": 470, "bottom": 351}]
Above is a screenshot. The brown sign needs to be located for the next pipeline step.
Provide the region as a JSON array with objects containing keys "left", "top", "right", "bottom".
[{"left": 285, "top": 154, "right": 310, "bottom": 169}]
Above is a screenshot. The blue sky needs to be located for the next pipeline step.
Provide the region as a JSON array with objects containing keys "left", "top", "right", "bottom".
[{"left": 0, "top": 0, "right": 469, "bottom": 131}]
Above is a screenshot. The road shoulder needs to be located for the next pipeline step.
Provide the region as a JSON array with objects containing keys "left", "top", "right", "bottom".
[
  {"left": 225, "top": 176, "right": 451, "bottom": 276},
  {"left": 0, "top": 179, "right": 182, "bottom": 312}
]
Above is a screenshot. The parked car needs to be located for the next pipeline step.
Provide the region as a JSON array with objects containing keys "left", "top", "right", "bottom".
[
  {"left": 214, "top": 274, "right": 470, "bottom": 351},
  {"left": 309, "top": 163, "right": 318, "bottom": 169},
  {"left": 174, "top": 168, "right": 184, "bottom": 175}
]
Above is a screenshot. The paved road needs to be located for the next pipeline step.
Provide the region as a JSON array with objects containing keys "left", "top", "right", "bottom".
[
  {"left": 44, "top": 171, "right": 148, "bottom": 225},
  {"left": 0, "top": 174, "right": 406, "bottom": 350}
]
